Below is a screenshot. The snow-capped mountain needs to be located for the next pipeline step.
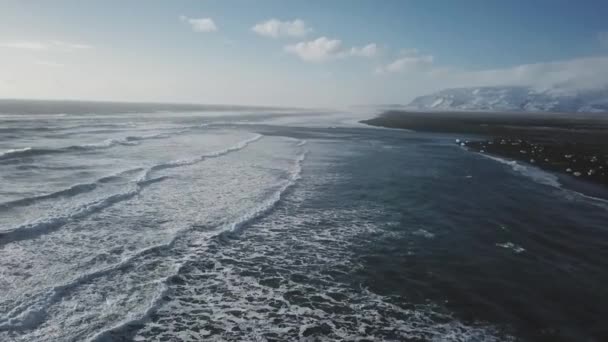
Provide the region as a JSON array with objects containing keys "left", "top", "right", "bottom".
[{"left": 408, "top": 86, "right": 608, "bottom": 113}]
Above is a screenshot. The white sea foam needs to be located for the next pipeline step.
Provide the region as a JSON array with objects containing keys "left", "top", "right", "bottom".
[
  {"left": 0, "top": 133, "right": 276, "bottom": 335},
  {"left": 496, "top": 242, "right": 526, "bottom": 253},
  {"left": 0, "top": 166, "right": 141, "bottom": 209},
  {"left": 140, "top": 133, "right": 263, "bottom": 181},
  {"left": 2, "top": 135, "right": 264, "bottom": 245},
  {"left": 0, "top": 139, "right": 135, "bottom": 162},
  {"left": 0, "top": 129, "right": 190, "bottom": 162},
  {"left": 228, "top": 149, "right": 306, "bottom": 232},
  {"left": 412, "top": 228, "right": 435, "bottom": 239},
  {"left": 124, "top": 129, "right": 190, "bottom": 141},
  {"left": 0, "top": 186, "right": 142, "bottom": 245},
  {"left": 0, "top": 147, "right": 34, "bottom": 159},
  {"left": 0, "top": 240, "right": 176, "bottom": 332},
  {"left": 87, "top": 146, "right": 308, "bottom": 342},
  {"left": 480, "top": 153, "right": 608, "bottom": 210},
  {"left": 480, "top": 153, "right": 561, "bottom": 188},
  {"left": 81, "top": 138, "right": 139, "bottom": 148},
  {"left": 577, "top": 193, "right": 608, "bottom": 207},
  {"left": 116, "top": 145, "right": 513, "bottom": 342},
  {"left": 561, "top": 190, "right": 608, "bottom": 211}
]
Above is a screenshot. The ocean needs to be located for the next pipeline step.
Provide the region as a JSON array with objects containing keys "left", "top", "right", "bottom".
[{"left": 1, "top": 104, "right": 608, "bottom": 341}]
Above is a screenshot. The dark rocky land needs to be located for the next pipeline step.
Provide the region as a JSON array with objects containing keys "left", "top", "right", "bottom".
[{"left": 362, "top": 110, "right": 608, "bottom": 189}]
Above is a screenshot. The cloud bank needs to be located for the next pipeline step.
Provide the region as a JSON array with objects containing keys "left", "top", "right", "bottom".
[
  {"left": 252, "top": 19, "right": 312, "bottom": 38},
  {"left": 285, "top": 37, "right": 378, "bottom": 62},
  {"left": 372, "top": 54, "right": 608, "bottom": 106},
  {"left": 448, "top": 56, "right": 608, "bottom": 91}
]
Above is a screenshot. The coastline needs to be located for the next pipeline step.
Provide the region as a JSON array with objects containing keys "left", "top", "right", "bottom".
[{"left": 361, "top": 110, "right": 608, "bottom": 192}]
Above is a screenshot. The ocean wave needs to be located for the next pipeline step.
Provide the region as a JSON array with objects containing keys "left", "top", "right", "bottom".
[
  {"left": 0, "top": 147, "right": 33, "bottom": 157},
  {"left": 0, "top": 174, "right": 176, "bottom": 246},
  {"left": 0, "top": 183, "right": 97, "bottom": 209},
  {"left": 562, "top": 189, "right": 608, "bottom": 211},
  {"left": 88, "top": 147, "right": 308, "bottom": 341},
  {"left": 0, "top": 130, "right": 188, "bottom": 162},
  {"left": 0, "top": 143, "right": 118, "bottom": 162},
  {"left": 577, "top": 192, "right": 608, "bottom": 206},
  {"left": 1, "top": 143, "right": 305, "bottom": 336},
  {"left": 228, "top": 149, "right": 306, "bottom": 233},
  {"left": 119, "top": 153, "right": 511, "bottom": 342},
  {"left": 0, "top": 174, "right": 176, "bottom": 331},
  {"left": 124, "top": 130, "right": 190, "bottom": 142},
  {"left": 0, "top": 147, "right": 58, "bottom": 161},
  {"left": 0, "top": 168, "right": 144, "bottom": 210},
  {"left": 0, "top": 188, "right": 165, "bottom": 332},
  {"left": 68, "top": 138, "right": 140, "bottom": 150},
  {"left": 0, "top": 296, "right": 49, "bottom": 332},
  {"left": 480, "top": 153, "right": 561, "bottom": 188},
  {"left": 0, "top": 186, "right": 143, "bottom": 246},
  {"left": 140, "top": 134, "right": 263, "bottom": 180},
  {"left": 0, "top": 133, "right": 270, "bottom": 333},
  {"left": 496, "top": 242, "right": 526, "bottom": 253},
  {"left": 0, "top": 238, "right": 177, "bottom": 332},
  {"left": 88, "top": 280, "right": 171, "bottom": 342},
  {"left": 1, "top": 135, "right": 265, "bottom": 246},
  {"left": 412, "top": 228, "right": 435, "bottom": 239},
  {"left": 480, "top": 153, "right": 608, "bottom": 210}
]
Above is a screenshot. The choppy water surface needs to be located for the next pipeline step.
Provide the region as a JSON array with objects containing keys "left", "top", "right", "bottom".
[{"left": 1, "top": 107, "right": 608, "bottom": 341}]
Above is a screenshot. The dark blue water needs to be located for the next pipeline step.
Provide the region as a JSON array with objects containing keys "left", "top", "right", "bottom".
[{"left": 1, "top": 106, "right": 608, "bottom": 341}]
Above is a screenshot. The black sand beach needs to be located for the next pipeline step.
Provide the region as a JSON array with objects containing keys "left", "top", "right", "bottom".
[{"left": 362, "top": 110, "right": 608, "bottom": 190}]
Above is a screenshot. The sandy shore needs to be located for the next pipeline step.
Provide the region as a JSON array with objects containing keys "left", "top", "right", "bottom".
[{"left": 362, "top": 110, "right": 608, "bottom": 189}]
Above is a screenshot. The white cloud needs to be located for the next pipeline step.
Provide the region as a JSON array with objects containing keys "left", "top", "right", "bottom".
[
  {"left": 376, "top": 50, "right": 434, "bottom": 74},
  {"left": 0, "top": 40, "right": 92, "bottom": 51},
  {"left": 349, "top": 43, "right": 379, "bottom": 57},
  {"left": 252, "top": 19, "right": 312, "bottom": 38},
  {"left": 374, "top": 51, "right": 608, "bottom": 103},
  {"left": 285, "top": 37, "right": 378, "bottom": 62},
  {"left": 451, "top": 56, "right": 608, "bottom": 91},
  {"left": 378, "top": 46, "right": 608, "bottom": 93},
  {"left": 285, "top": 37, "right": 342, "bottom": 62},
  {"left": 180, "top": 16, "right": 218, "bottom": 33}
]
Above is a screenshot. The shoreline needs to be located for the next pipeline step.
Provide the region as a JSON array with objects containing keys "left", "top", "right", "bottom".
[{"left": 361, "top": 110, "right": 608, "bottom": 192}]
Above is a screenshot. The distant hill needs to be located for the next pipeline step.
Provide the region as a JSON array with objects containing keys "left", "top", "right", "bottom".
[{"left": 407, "top": 86, "right": 608, "bottom": 113}]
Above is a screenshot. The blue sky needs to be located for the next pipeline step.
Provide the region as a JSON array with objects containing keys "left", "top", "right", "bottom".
[{"left": 1, "top": 0, "right": 607, "bottom": 107}]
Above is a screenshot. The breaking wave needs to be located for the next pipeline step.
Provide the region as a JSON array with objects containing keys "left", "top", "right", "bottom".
[
  {"left": 480, "top": 153, "right": 561, "bottom": 188},
  {"left": 0, "top": 168, "right": 145, "bottom": 210},
  {"left": 0, "top": 130, "right": 187, "bottom": 162},
  {"left": 0, "top": 144, "right": 306, "bottom": 337},
  {"left": 0, "top": 134, "right": 264, "bottom": 246},
  {"left": 140, "top": 134, "right": 263, "bottom": 180},
  {"left": 89, "top": 147, "right": 307, "bottom": 341},
  {"left": 228, "top": 150, "right": 306, "bottom": 233},
  {"left": 480, "top": 153, "right": 608, "bottom": 210}
]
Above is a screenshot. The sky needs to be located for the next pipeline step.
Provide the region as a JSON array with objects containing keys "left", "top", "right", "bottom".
[{"left": 1, "top": 0, "right": 608, "bottom": 107}]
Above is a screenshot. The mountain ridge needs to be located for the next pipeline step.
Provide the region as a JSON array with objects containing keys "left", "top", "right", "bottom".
[{"left": 408, "top": 86, "right": 608, "bottom": 113}]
